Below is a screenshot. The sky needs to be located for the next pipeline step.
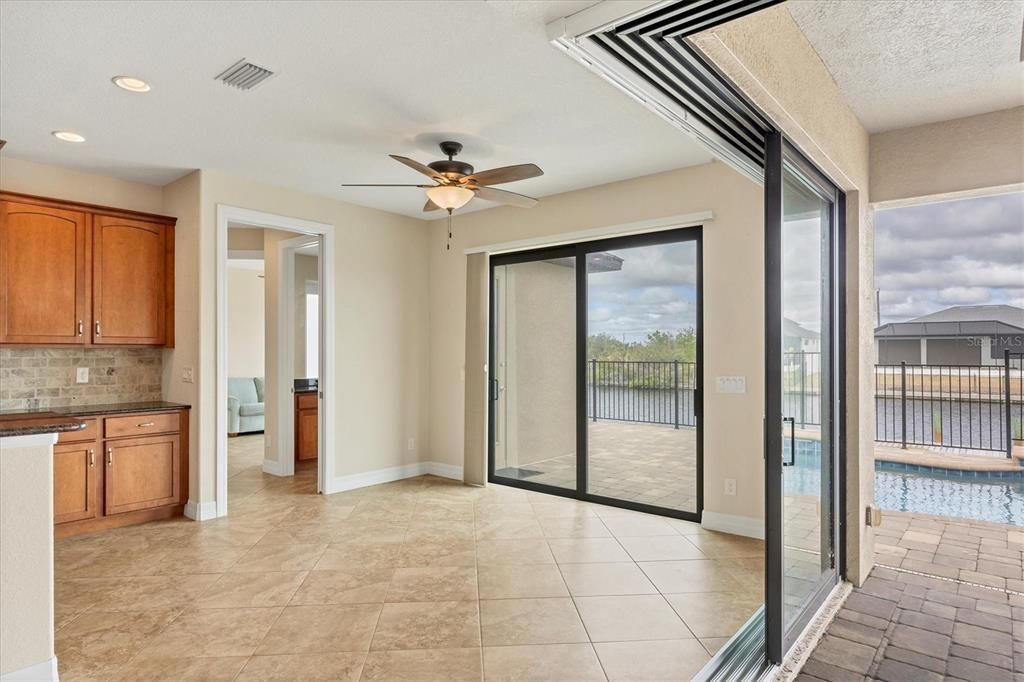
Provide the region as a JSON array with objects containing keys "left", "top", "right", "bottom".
[
  {"left": 587, "top": 241, "right": 698, "bottom": 343},
  {"left": 582, "top": 191, "right": 1024, "bottom": 342},
  {"left": 875, "top": 192, "right": 1024, "bottom": 324}
]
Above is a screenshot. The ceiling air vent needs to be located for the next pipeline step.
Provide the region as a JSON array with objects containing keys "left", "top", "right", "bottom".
[{"left": 215, "top": 59, "right": 275, "bottom": 91}]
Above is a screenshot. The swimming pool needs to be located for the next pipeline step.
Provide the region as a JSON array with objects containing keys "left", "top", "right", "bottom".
[
  {"left": 785, "top": 440, "right": 1024, "bottom": 526},
  {"left": 874, "top": 466, "right": 1024, "bottom": 525}
]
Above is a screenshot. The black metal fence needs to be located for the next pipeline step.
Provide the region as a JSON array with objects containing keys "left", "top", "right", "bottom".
[
  {"left": 588, "top": 353, "right": 1024, "bottom": 455},
  {"left": 588, "top": 360, "right": 697, "bottom": 428}
]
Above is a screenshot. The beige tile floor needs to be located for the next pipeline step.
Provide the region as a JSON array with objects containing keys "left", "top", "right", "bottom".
[{"left": 53, "top": 434, "right": 764, "bottom": 681}]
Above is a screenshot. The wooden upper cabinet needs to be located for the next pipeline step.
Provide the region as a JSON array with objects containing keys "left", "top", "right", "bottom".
[
  {"left": 0, "top": 200, "right": 88, "bottom": 344},
  {"left": 92, "top": 215, "right": 166, "bottom": 345},
  {"left": 0, "top": 193, "right": 175, "bottom": 346}
]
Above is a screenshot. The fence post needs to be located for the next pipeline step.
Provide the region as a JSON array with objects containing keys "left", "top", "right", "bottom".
[
  {"left": 591, "top": 359, "right": 597, "bottom": 423},
  {"left": 673, "top": 360, "right": 680, "bottom": 430},
  {"left": 900, "top": 361, "right": 908, "bottom": 450},
  {"left": 1006, "top": 350, "right": 1013, "bottom": 460},
  {"left": 799, "top": 351, "right": 806, "bottom": 428}
]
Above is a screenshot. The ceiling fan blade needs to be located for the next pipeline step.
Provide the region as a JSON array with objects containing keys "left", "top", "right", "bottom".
[
  {"left": 341, "top": 183, "right": 433, "bottom": 187},
  {"left": 473, "top": 186, "right": 538, "bottom": 208},
  {"left": 424, "top": 198, "right": 443, "bottom": 212},
  {"left": 463, "top": 163, "right": 543, "bottom": 187},
  {"left": 389, "top": 154, "right": 445, "bottom": 181}
]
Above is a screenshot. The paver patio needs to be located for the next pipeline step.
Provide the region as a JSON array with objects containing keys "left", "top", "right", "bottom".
[
  {"left": 800, "top": 511, "right": 1024, "bottom": 681},
  {"left": 495, "top": 421, "right": 698, "bottom": 512}
]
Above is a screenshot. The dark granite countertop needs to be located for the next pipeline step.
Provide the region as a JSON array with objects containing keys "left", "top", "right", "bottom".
[
  {"left": 0, "top": 401, "right": 191, "bottom": 419},
  {"left": 0, "top": 413, "right": 87, "bottom": 438},
  {"left": 294, "top": 387, "right": 318, "bottom": 394}
]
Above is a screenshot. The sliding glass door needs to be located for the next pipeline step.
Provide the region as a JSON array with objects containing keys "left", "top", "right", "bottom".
[
  {"left": 489, "top": 229, "right": 703, "bottom": 520},
  {"left": 765, "top": 133, "right": 841, "bottom": 661}
]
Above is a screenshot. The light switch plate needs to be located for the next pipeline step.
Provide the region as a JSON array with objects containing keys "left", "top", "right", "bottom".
[
  {"left": 76, "top": 367, "right": 89, "bottom": 384},
  {"left": 725, "top": 478, "right": 737, "bottom": 496},
  {"left": 182, "top": 367, "right": 194, "bottom": 383},
  {"left": 716, "top": 376, "right": 746, "bottom": 394}
]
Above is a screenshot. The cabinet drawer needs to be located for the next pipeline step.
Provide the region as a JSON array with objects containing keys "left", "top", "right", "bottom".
[
  {"left": 296, "top": 392, "right": 318, "bottom": 409},
  {"left": 58, "top": 418, "right": 99, "bottom": 444},
  {"left": 105, "top": 411, "right": 180, "bottom": 439}
]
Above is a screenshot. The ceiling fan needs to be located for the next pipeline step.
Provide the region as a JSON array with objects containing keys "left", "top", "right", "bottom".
[{"left": 342, "top": 141, "right": 544, "bottom": 248}]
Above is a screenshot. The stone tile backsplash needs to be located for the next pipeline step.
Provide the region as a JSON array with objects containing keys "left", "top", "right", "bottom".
[{"left": 0, "top": 347, "right": 163, "bottom": 411}]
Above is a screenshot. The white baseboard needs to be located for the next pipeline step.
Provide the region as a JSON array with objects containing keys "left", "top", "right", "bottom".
[
  {"left": 1, "top": 656, "right": 58, "bottom": 681},
  {"left": 323, "top": 461, "right": 464, "bottom": 495},
  {"left": 184, "top": 499, "right": 219, "bottom": 521},
  {"left": 424, "top": 461, "right": 464, "bottom": 481},
  {"left": 701, "top": 511, "right": 764, "bottom": 539},
  {"left": 262, "top": 458, "right": 290, "bottom": 477}
]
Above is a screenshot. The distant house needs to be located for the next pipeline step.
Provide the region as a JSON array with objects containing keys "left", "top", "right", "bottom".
[
  {"left": 874, "top": 304, "right": 1024, "bottom": 365},
  {"left": 784, "top": 318, "right": 820, "bottom": 354}
]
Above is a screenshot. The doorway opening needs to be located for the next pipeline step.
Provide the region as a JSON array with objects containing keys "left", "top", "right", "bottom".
[
  {"left": 488, "top": 227, "right": 703, "bottom": 520},
  {"left": 215, "top": 206, "right": 334, "bottom": 518}
]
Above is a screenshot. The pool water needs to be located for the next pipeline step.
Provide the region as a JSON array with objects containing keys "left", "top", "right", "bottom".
[
  {"left": 873, "top": 468, "right": 1024, "bottom": 526},
  {"left": 784, "top": 440, "right": 1024, "bottom": 526}
]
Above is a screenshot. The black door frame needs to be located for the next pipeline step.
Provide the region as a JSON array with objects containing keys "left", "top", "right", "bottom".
[
  {"left": 764, "top": 134, "right": 845, "bottom": 662},
  {"left": 487, "top": 226, "right": 704, "bottom": 522}
]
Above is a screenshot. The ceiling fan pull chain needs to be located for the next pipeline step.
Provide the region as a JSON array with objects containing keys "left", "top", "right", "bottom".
[{"left": 447, "top": 209, "right": 454, "bottom": 251}]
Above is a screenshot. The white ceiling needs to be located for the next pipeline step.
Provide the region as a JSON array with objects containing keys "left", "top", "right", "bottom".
[
  {"left": 787, "top": 0, "right": 1024, "bottom": 133},
  {"left": 0, "top": 0, "right": 713, "bottom": 219}
]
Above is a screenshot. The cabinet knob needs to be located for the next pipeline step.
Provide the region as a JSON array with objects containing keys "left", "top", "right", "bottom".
[
  {"left": 88, "top": 449, "right": 95, "bottom": 467},
  {"left": 107, "top": 448, "right": 113, "bottom": 465}
]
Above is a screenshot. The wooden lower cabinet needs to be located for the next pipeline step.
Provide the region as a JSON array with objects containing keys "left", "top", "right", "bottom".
[
  {"left": 53, "top": 408, "right": 189, "bottom": 538},
  {"left": 53, "top": 441, "right": 99, "bottom": 524},
  {"left": 105, "top": 434, "right": 180, "bottom": 515},
  {"left": 295, "top": 391, "right": 318, "bottom": 462}
]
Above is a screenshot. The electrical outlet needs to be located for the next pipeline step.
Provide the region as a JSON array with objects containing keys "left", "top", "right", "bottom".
[
  {"left": 725, "top": 478, "right": 737, "bottom": 496},
  {"left": 182, "top": 367, "right": 194, "bottom": 383},
  {"left": 75, "top": 367, "right": 89, "bottom": 384},
  {"left": 407, "top": 437, "right": 415, "bottom": 452}
]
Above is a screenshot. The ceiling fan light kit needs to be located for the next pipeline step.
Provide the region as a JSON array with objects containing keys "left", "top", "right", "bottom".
[{"left": 342, "top": 140, "right": 545, "bottom": 249}]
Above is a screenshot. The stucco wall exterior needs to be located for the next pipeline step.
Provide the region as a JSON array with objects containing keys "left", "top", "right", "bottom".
[
  {"left": 693, "top": 4, "right": 875, "bottom": 584},
  {"left": 870, "top": 106, "right": 1024, "bottom": 205}
]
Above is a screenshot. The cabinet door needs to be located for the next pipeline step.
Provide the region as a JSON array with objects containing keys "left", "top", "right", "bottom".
[
  {"left": 54, "top": 441, "right": 99, "bottom": 524},
  {"left": 104, "top": 434, "right": 180, "bottom": 515},
  {"left": 0, "top": 200, "right": 88, "bottom": 344},
  {"left": 296, "top": 408, "right": 318, "bottom": 461},
  {"left": 92, "top": 215, "right": 166, "bottom": 345}
]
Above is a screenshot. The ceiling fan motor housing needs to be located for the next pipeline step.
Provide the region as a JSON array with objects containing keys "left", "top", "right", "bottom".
[
  {"left": 429, "top": 159, "right": 474, "bottom": 178},
  {"left": 429, "top": 141, "right": 474, "bottom": 179}
]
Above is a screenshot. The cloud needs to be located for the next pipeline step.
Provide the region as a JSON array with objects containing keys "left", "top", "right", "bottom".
[{"left": 875, "top": 192, "right": 1024, "bottom": 324}]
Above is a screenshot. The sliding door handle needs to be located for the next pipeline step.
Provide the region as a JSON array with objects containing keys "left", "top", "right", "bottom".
[{"left": 782, "top": 417, "right": 796, "bottom": 467}]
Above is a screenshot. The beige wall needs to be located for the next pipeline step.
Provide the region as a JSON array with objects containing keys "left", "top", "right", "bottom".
[
  {"left": 294, "top": 253, "right": 319, "bottom": 379},
  {"left": 431, "top": 160, "right": 768, "bottom": 524},
  {"left": 197, "top": 170, "right": 430, "bottom": 488},
  {"left": 160, "top": 171, "right": 204, "bottom": 501},
  {"left": 226, "top": 263, "right": 266, "bottom": 378},
  {"left": 0, "top": 156, "right": 163, "bottom": 213},
  {"left": 227, "top": 227, "right": 266, "bottom": 253},
  {"left": 693, "top": 5, "right": 875, "bottom": 584},
  {"left": 870, "top": 107, "right": 1024, "bottom": 205},
  {"left": 494, "top": 260, "right": 577, "bottom": 469},
  {"left": 0, "top": 435, "right": 55, "bottom": 677}
]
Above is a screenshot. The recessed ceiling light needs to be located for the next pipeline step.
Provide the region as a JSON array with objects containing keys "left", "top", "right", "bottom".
[
  {"left": 112, "top": 76, "right": 150, "bottom": 92},
  {"left": 52, "top": 130, "right": 85, "bottom": 143}
]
